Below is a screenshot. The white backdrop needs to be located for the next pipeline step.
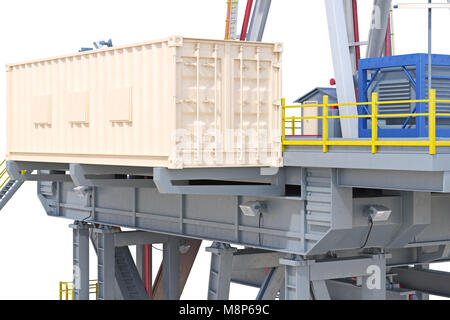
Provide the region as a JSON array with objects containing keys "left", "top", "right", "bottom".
[{"left": 0, "top": 0, "right": 449, "bottom": 300}]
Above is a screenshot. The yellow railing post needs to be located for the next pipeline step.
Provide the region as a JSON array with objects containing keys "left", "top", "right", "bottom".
[
  {"left": 322, "top": 95, "right": 329, "bottom": 153},
  {"left": 282, "top": 98, "right": 286, "bottom": 152},
  {"left": 291, "top": 117, "right": 295, "bottom": 136},
  {"left": 371, "top": 92, "right": 379, "bottom": 154},
  {"left": 429, "top": 89, "right": 437, "bottom": 155},
  {"left": 59, "top": 282, "right": 62, "bottom": 300}
]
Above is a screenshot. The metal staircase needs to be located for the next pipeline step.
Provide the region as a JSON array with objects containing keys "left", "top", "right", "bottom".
[
  {"left": 0, "top": 160, "right": 24, "bottom": 211},
  {"left": 89, "top": 227, "right": 148, "bottom": 300},
  {"left": 304, "top": 168, "right": 332, "bottom": 252}
]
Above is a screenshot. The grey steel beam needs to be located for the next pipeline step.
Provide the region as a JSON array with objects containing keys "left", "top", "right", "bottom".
[
  {"left": 280, "top": 254, "right": 390, "bottom": 300},
  {"left": 136, "top": 244, "right": 146, "bottom": 280},
  {"left": 70, "top": 163, "right": 156, "bottom": 188},
  {"left": 231, "top": 269, "right": 267, "bottom": 288},
  {"left": 163, "top": 236, "right": 181, "bottom": 300},
  {"left": 337, "top": 168, "right": 450, "bottom": 193},
  {"left": 232, "top": 250, "right": 283, "bottom": 270},
  {"left": 70, "top": 222, "right": 90, "bottom": 300},
  {"left": 281, "top": 257, "right": 312, "bottom": 300},
  {"left": 366, "top": 0, "right": 392, "bottom": 58},
  {"left": 6, "top": 160, "right": 69, "bottom": 172},
  {"left": 283, "top": 147, "right": 450, "bottom": 172},
  {"left": 153, "top": 167, "right": 285, "bottom": 196},
  {"left": 246, "top": 0, "right": 271, "bottom": 42},
  {"left": 311, "top": 280, "right": 331, "bottom": 300},
  {"left": 7, "top": 161, "right": 70, "bottom": 181},
  {"left": 393, "top": 266, "right": 450, "bottom": 298},
  {"left": 326, "top": 280, "right": 414, "bottom": 300},
  {"left": 305, "top": 257, "right": 386, "bottom": 281},
  {"left": 114, "top": 231, "right": 168, "bottom": 247},
  {"left": 343, "top": 0, "right": 358, "bottom": 78},
  {"left": 207, "top": 242, "right": 237, "bottom": 300},
  {"left": 256, "top": 267, "right": 284, "bottom": 300},
  {"left": 152, "top": 238, "right": 201, "bottom": 300},
  {"left": 324, "top": 0, "right": 359, "bottom": 138},
  {"left": 96, "top": 226, "right": 117, "bottom": 300}
]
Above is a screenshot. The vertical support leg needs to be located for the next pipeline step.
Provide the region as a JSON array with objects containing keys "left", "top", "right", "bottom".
[
  {"left": 96, "top": 226, "right": 117, "bottom": 300},
  {"left": 163, "top": 236, "right": 180, "bottom": 300},
  {"left": 136, "top": 244, "right": 145, "bottom": 279},
  {"left": 280, "top": 256, "right": 313, "bottom": 300},
  {"left": 70, "top": 222, "right": 90, "bottom": 300},
  {"left": 414, "top": 264, "right": 430, "bottom": 300},
  {"left": 324, "top": 0, "right": 358, "bottom": 138},
  {"left": 361, "top": 254, "right": 387, "bottom": 300},
  {"left": 206, "top": 242, "right": 237, "bottom": 300}
]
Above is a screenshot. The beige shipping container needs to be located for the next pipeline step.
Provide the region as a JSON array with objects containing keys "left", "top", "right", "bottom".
[{"left": 6, "top": 36, "right": 283, "bottom": 169}]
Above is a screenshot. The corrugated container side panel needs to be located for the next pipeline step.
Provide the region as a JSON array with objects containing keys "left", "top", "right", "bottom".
[
  {"left": 7, "top": 37, "right": 282, "bottom": 168},
  {"left": 9, "top": 44, "right": 173, "bottom": 162}
]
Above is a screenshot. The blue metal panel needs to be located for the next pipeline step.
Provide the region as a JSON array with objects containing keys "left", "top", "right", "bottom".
[{"left": 358, "top": 53, "right": 450, "bottom": 138}]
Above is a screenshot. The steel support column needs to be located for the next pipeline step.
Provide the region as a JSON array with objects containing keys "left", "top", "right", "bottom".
[
  {"left": 366, "top": 0, "right": 392, "bottom": 58},
  {"left": 246, "top": 0, "right": 272, "bottom": 42},
  {"left": 207, "top": 242, "right": 237, "bottom": 300},
  {"left": 96, "top": 226, "right": 118, "bottom": 300},
  {"left": 70, "top": 221, "right": 90, "bottom": 300},
  {"left": 280, "top": 257, "right": 312, "bottom": 300},
  {"left": 163, "top": 236, "right": 180, "bottom": 300},
  {"left": 324, "top": 0, "right": 359, "bottom": 138},
  {"left": 280, "top": 254, "right": 390, "bottom": 300}
]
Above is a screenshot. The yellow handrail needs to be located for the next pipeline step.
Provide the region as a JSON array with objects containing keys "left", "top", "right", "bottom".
[
  {"left": 282, "top": 89, "right": 444, "bottom": 155},
  {"left": 59, "top": 280, "right": 98, "bottom": 300}
]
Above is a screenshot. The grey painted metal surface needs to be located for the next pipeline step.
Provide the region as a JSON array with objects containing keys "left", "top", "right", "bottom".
[
  {"left": 366, "top": 0, "right": 392, "bottom": 58},
  {"left": 96, "top": 226, "right": 117, "bottom": 300},
  {"left": 11, "top": 159, "right": 447, "bottom": 256},
  {"left": 246, "top": 0, "right": 271, "bottom": 42},
  {"left": 256, "top": 267, "right": 284, "bottom": 300},
  {"left": 280, "top": 253, "right": 389, "bottom": 300},
  {"left": 342, "top": 0, "right": 357, "bottom": 79},
  {"left": 393, "top": 266, "right": 450, "bottom": 298},
  {"left": 71, "top": 222, "right": 90, "bottom": 300},
  {"left": 283, "top": 145, "right": 450, "bottom": 171},
  {"left": 324, "top": 0, "right": 358, "bottom": 138},
  {"left": 7, "top": 145, "right": 450, "bottom": 300},
  {"left": 326, "top": 280, "right": 414, "bottom": 300},
  {"left": 92, "top": 226, "right": 149, "bottom": 300},
  {"left": 153, "top": 167, "right": 285, "bottom": 197},
  {"left": 163, "top": 236, "right": 181, "bottom": 300},
  {"left": 207, "top": 242, "right": 237, "bottom": 300}
]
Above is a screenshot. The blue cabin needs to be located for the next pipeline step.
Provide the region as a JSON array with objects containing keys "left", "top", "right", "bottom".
[{"left": 358, "top": 54, "right": 450, "bottom": 138}]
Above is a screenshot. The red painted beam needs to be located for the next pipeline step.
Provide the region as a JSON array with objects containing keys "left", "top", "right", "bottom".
[
  {"left": 144, "top": 244, "right": 152, "bottom": 298},
  {"left": 352, "top": 0, "right": 361, "bottom": 70},
  {"left": 240, "top": 0, "right": 253, "bottom": 41},
  {"left": 385, "top": 16, "right": 392, "bottom": 56}
]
